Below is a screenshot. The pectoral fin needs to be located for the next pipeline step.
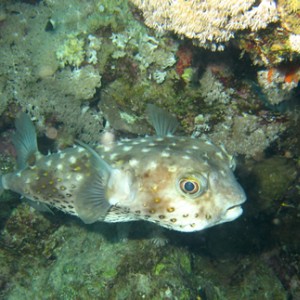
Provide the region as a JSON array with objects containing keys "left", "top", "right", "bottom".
[{"left": 74, "top": 141, "right": 112, "bottom": 224}]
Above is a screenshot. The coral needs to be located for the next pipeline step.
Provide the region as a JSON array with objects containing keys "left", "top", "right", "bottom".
[
  {"left": 245, "top": 156, "right": 297, "bottom": 212},
  {"left": 204, "top": 113, "right": 287, "bottom": 158},
  {"left": 175, "top": 46, "right": 193, "bottom": 76},
  {"left": 278, "top": 0, "right": 300, "bottom": 34},
  {"left": 257, "top": 66, "right": 300, "bottom": 105},
  {"left": 129, "top": 0, "right": 278, "bottom": 49},
  {"left": 56, "top": 34, "right": 85, "bottom": 67},
  {"left": 289, "top": 34, "right": 300, "bottom": 53},
  {"left": 199, "top": 69, "right": 233, "bottom": 105},
  {"left": 55, "top": 65, "right": 101, "bottom": 101}
]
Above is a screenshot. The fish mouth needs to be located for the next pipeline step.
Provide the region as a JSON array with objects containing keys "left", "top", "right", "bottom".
[{"left": 223, "top": 204, "right": 243, "bottom": 221}]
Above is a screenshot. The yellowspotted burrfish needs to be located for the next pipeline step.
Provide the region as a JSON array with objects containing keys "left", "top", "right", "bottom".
[{"left": 0, "top": 105, "right": 246, "bottom": 232}]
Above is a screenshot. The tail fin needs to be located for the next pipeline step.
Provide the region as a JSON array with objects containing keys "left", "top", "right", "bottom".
[{"left": 12, "top": 113, "right": 38, "bottom": 169}]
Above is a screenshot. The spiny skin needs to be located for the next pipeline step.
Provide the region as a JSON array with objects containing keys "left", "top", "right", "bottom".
[{"left": 2, "top": 135, "right": 246, "bottom": 232}]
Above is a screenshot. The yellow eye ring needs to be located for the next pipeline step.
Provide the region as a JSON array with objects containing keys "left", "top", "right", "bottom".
[
  {"left": 177, "top": 174, "right": 207, "bottom": 198},
  {"left": 179, "top": 178, "right": 200, "bottom": 195}
]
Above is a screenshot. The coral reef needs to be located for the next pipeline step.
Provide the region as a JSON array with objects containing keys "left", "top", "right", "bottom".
[{"left": 129, "top": 0, "right": 278, "bottom": 50}]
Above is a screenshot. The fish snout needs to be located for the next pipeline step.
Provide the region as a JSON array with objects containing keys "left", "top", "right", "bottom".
[{"left": 223, "top": 185, "right": 246, "bottom": 221}]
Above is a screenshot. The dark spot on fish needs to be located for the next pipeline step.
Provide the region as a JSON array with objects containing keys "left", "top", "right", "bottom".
[
  {"left": 68, "top": 205, "right": 74, "bottom": 209},
  {"left": 66, "top": 193, "right": 72, "bottom": 197},
  {"left": 149, "top": 209, "right": 155, "bottom": 214},
  {"left": 170, "top": 218, "right": 177, "bottom": 223},
  {"left": 182, "top": 214, "right": 189, "bottom": 218},
  {"left": 205, "top": 214, "right": 212, "bottom": 220},
  {"left": 143, "top": 172, "right": 150, "bottom": 178},
  {"left": 70, "top": 154, "right": 90, "bottom": 173},
  {"left": 71, "top": 166, "right": 81, "bottom": 172},
  {"left": 28, "top": 153, "right": 36, "bottom": 166},
  {"left": 167, "top": 207, "right": 175, "bottom": 213},
  {"left": 159, "top": 215, "right": 165, "bottom": 219},
  {"left": 135, "top": 210, "right": 141, "bottom": 214},
  {"left": 60, "top": 186, "right": 66, "bottom": 191}
]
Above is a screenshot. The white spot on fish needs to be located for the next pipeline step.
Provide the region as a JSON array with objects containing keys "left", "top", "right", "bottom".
[
  {"left": 76, "top": 174, "right": 83, "bottom": 181},
  {"left": 192, "top": 145, "right": 199, "bottom": 150},
  {"left": 148, "top": 142, "right": 156, "bottom": 146},
  {"left": 155, "top": 137, "right": 164, "bottom": 142},
  {"left": 57, "top": 164, "right": 63, "bottom": 170},
  {"left": 60, "top": 153, "right": 66, "bottom": 158},
  {"left": 182, "top": 155, "right": 191, "bottom": 160},
  {"left": 121, "top": 138, "right": 130, "bottom": 142},
  {"left": 123, "top": 146, "right": 132, "bottom": 152},
  {"left": 129, "top": 159, "right": 139, "bottom": 167},
  {"left": 46, "top": 160, "right": 52, "bottom": 167},
  {"left": 146, "top": 161, "right": 158, "bottom": 170},
  {"left": 142, "top": 148, "right": 151, "bottom": 153},
  {"left": 78, "top": 147, "right": 85, "bottom": 153},
  {"left": 69, "top": 156, "right": 76, "bottom": 164},
  {"left": 161, "top": 151, "right": 170, "bottom": 157},
  {"left": 168, "top": 166, "right": 177, "bottom": 172},
  {"left": 220, "top": 170, "right": 226, "bottom": 177},
  {"left": 216, "top": 152, "right": 224, "bottom": 159},
  {"left": 110, "top": 153, "right": 118, "bottom": 160}
]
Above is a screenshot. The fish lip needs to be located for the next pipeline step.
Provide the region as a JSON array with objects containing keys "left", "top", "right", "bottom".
[
  {"left": 227, "top": 203, "right": 243, "bottom": 211},
  {"left": 223, "top": 204, "right": 244, "bottom": 221}
]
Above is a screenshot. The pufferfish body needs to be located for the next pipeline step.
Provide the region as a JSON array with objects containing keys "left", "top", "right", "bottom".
[{"left": 0, "top": 105, "right": 246, "bottom": 232}]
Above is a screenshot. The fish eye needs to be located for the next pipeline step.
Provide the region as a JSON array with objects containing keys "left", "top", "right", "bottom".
[
  {"left": 179, "top": 179, "right": 199, "bottom": 194},
  {"left": 177, "top": 174, "right": 207, "bottom": 197}
]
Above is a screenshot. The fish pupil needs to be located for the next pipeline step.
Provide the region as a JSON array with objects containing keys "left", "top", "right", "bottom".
[{"left": 184, "top": 181, "right": 195, "bottom": 192}]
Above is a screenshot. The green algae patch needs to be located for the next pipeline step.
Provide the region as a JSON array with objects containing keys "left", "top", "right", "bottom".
[
  {"left": 246, "top": 156, "right": 297, "bottom": 212},
  {"left": 154, "top": 262, "right": 166, "bottom": 275}
]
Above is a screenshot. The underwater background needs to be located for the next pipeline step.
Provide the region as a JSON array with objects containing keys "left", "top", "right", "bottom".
[{"left": 0, "top": 0, "right": 299, "bottom": 299}]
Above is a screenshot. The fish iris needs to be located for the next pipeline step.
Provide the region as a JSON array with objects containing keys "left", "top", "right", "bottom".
[{"left": 179, "top": 179, "right": 199, "bottom": 195}]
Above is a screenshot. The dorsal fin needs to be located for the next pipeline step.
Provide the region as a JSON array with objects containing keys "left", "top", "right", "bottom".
[
  {"left": 12, "top": 113, "right": 38, "bottom": 169},
  {"left": 74, "top": 141, "right": 112, "bottom": 224},
  {"left": 146, "top": 104, "right": 179, "bottom": 137}
]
